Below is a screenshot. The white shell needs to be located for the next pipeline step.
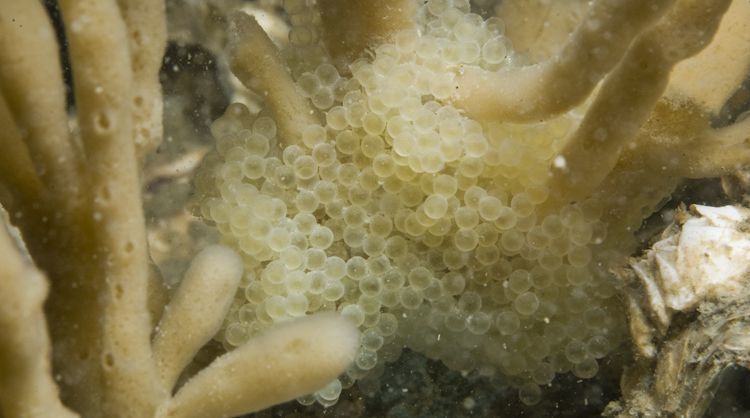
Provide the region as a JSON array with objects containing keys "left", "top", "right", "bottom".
[{"left": 631, "top": 204, "right": 750, "bottom": 329}]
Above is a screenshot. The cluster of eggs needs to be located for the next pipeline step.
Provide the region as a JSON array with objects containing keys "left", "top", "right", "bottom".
[{"left": 196, "top": 0, "right": 627, "bottom": 406}]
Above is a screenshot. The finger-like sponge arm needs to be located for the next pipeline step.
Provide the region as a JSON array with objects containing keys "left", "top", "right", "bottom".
[
  {"left": 161, "top": 313, "right": 359, "bottom": 418},
  {"left": 152, "top": 245, "right": 244, "bottom": 391}
]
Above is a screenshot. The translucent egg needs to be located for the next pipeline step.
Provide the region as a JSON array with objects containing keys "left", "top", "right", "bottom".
[
  {"left": 514, "top": 292, "right": 540, "bottom": 316},
  {"left": 495, "top": 311, "right": 520, "bottom": 335},
  {"left": 481, "top": 36, "right": 507, "bottom": 64},
  {"left": 424, "top": 194, "right": 448, "bottom": 219},
  {"left": 341, "top": 304, "right": 365, "bottom": 326}
]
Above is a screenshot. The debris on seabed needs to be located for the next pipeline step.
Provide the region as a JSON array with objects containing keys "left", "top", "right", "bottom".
[{"left": 607, "top": 204, "right": 750, "bottom": 418}]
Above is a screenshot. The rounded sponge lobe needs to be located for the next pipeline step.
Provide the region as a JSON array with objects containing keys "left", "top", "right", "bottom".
[{"left": 163, "top": 313, "right": 359, "bottom": 418}]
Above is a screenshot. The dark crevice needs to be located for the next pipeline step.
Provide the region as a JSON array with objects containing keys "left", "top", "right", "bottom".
[{"left": 42, "top": 0, "right": 74, "bottom": 109}]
